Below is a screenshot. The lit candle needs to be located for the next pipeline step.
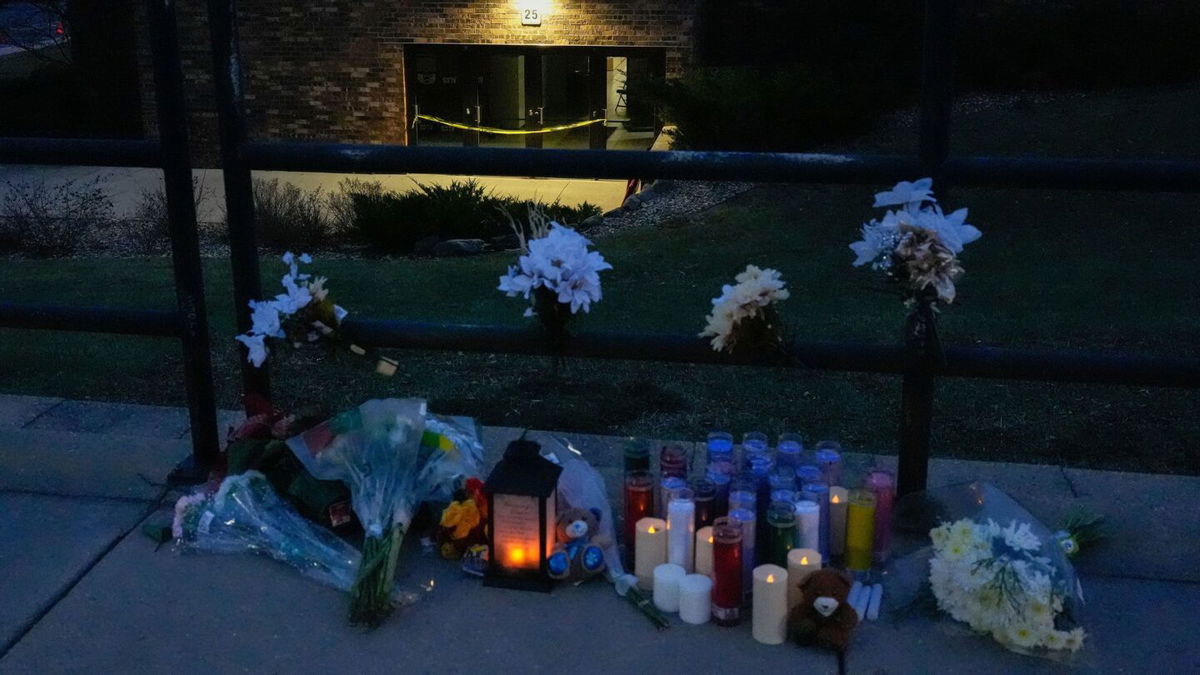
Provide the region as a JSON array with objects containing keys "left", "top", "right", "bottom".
[
  {"left": 667, "top": 488, "right": 696, "bottom": 572},
  {"left": 624, "top": 471, "right": 654, "bottom": 570},
  {"left": 694, "top": 526, "right": 714, "bottom": 577},
  {"left": 711, "top": 517, "right": 743, "bottom": 626},
  {"left": 845, "top": 489, "right": 876, "bottom": 571},
  {"left": 752, "top": 564, "right": 789, "bottom": 645},
  {"left": 864, "top": 470, "right": 895, "bottom": 563},
  {"left": 828, "top": 486, "right": 848, "bottom": 558},
  {"left": 678, "top": 574, "right": 712, "bottom": 625},
  {"left": 729, "top": 508, "right": 756, "bottom": 601},
  {"left": 794, "top": 500, "right": 820, "bottom": 551},
  {"left": 634, "top": 517, "right": 667, "bottom": 590},
  {"left": 785, "top": 548, "right": 821, "bottom": 610},
  {"left": 653, "top": 563, "right": 686, "bottom": 613}
]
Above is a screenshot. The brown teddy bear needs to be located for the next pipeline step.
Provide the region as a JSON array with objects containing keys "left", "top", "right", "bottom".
[
  {"left": 788, "top": 569, "right": 859, "bottom": 673},
  {"left": 547, "top": 507, "right": 609, "bottom": 584}
]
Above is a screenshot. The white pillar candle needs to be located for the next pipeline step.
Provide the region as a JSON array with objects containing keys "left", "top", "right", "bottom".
[
  {"left": 634, "top": 517, "right": 667, "bottom": 591},
  {"left": 866, "top": 583, "right": 884, "bottom": 621},
  {"left": 828, "top": 487, "right": 848, "bottom": 557},
  {"left": 694, "top": 526, "right": 714, "bottom": 577},
  {"left": 678, "top": 573, "right": 712, "bottom": 625},
  {"left": 667, "top": 490, "right": 696, "bottom": 572},
  {"left": 751, "top": 564, "right": 789, "bottom": 645},
  {"left": 847, "top": 580, "right": 865, "bottom": 619},
  {"left": 653, "top": 563, "right": 687, "bottom": 613},
  {"left": 785, "top": 548, "right": 821, "bottom": 610},
  {"left": 794, "top": 500, "right": 820, "bottom": 551},
  {"left": 851, "top": 581, "right": 870, "bottom": 620}
]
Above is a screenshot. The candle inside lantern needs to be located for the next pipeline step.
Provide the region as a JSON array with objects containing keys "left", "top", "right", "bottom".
[
  {"left": 729, "top": 508, "right": 756, "bottom": 601},
  {"left": 766, "top": 500, "right": 796, "bottom": 567},
  {"left": 711, "top": 517, "right": 743, "bottom": 626},
  {"left": 678, "top": 574, "right": 713, "bottom": 625},
  {"left": 828, "top": 486, "right": 848, "bottom": 558},
  {"left": 694, "top": 526, "right": 714, "bottom": 577},
  {"left": 794, "top": 499, "right": 820, "bottom": 551},
  {"left": 864, "top": 469, "right": 895, "bottom": 563},
  {"left": 786, "top": 548, "right": 821, "bottom": 610},
  {"left": 752, "top": 564, "right": 789, "bottom": 645},
  {"left": 667, "top": 488, "right": 696, "bottom": 572},
  {"left": 845, "top": 489, "right": 877, "bottom": 571},
  {"left": 634, "top": 517, "right": 667, "bottom": 590},
  {"left": 653, "top": 563, "right": 686, "bottom": 613},
  {"left": 624, "top": 471, "right": 654, "bottom": 569},
  {"left": 800, "top": 481, "right": 830, "bottom": 558}
]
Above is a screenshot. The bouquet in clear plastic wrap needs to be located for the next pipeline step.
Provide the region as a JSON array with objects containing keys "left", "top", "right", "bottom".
[
  {"left": 286, "top": 399, "right": 484, "bottom": 626},
  {"left": 172, "top": 471, "right": 360, "bottom": 592},
  {"left": 888, "top": 482, "right": 1086, "bottom": 659}
]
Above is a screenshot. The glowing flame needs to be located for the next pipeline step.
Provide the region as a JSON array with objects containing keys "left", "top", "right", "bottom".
[
  {"left": 508, "top": 547, "right": 526, "bottom": 565},
  {"left": 801, "top": 556, "right": 809, "bottom": 565},
  {"left": 766, "top": 574, "right": 777, "bottom": 583},
  {"left": 647, "top": 526, "right": 658, "bottom": 534},
  {"left": 831, "top": 494, "right": 841, "bottom": 504},
  {"left": 707, "top": 536, "right": 714, "bottom": 544}
]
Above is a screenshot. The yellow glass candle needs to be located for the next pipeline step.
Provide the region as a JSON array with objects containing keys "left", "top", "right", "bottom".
[
  {"left": 694, "top": 526, "right": 714, "bottom": 577},
  {"left": 785, "top": 548, "right": 821, "bottom": 610},
  {"left": 845, "top": 489, "right": 876, "bottom": 571}
]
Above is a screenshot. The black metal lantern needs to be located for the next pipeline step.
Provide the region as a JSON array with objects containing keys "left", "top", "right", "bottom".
[{"left": 484, "top": 438, "right": 562, "bottom": 592}]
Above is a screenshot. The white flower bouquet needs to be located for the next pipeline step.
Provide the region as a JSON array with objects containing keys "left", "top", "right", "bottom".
[
  {"left": 498, "top": 222, "right": 611, "bottom": 350},
  {"left": 699, "top": 264, "right": 790, "bottom": 354},
  {"left": 849, "top": 178, "right": 981, "bottom": 306},
  {"left": 889, "top": 482, "right": 1086, "bottom": 660},
  {"left": 235, "top": 252, "right": 351, "bottom": 368}
]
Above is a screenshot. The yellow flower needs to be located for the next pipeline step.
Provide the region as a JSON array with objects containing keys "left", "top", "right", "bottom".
[{"left": 440, "top": 499, "right": 481, "bottom": 540}]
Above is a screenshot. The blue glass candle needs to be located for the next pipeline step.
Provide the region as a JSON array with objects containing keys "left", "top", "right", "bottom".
[
  {"left": 770, "top": 488, "right": 795, "bottom": 505},
  {"left": 776, "top": 432, "right": 804, "bottom": 471},
  {"left": 707, "top": 431, "right": 734, "bottom": 466},
  {"left": 768, "top": 465, "right": 796, "bottom": 494},
  {"left": 706, "top": 466, "right": 733, "bottom": 518},
  {"left": 729, "top": 507, "right": 756, "bottom": 602},
  {"left": 800, "top": 481, "right": 831, "bottom": 558},
  {"left": 749, "top": 455, "right": 773, "bottom": 564},
  {"left": 741, "top": 431, "right": 769, "bottom": 471},
  {"left": 659, "top": 475, "right": 686, "bottom": 519},
  {"left": 814, "top": 441, "right": 843, "bottom": 486},
  {"left": 729, "top": 475, "right": 757, "bottom": 513},
  {"left": 796, "top": 464, "right": 822, "bottom": 487}
]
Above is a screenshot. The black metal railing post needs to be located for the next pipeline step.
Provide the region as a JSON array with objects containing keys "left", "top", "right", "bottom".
[
  {"left": 146, "top": 0, "right": 220, "bottom": 479},
  {"left": 918, "top": 0, "right": 957, "bottom": 181},
  {"left": 206, "top": 0, "right": 269, "bottom": 409}
]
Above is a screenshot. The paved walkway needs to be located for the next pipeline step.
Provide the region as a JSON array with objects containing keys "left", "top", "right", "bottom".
[
  {"left": 0, "top": 166, "right": 629, "bottom": 223},
  {"left": 0, "top": 393, "right": 1197, "bottom": 672}
]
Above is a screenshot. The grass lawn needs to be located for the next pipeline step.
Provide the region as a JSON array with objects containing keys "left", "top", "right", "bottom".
[{"left": 2, "top": 83, "right": 1198, "bottom": 475}]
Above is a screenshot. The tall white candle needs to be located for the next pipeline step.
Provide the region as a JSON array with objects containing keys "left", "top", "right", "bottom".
[
  {"left": 653, "top": 563, "right": 686, "bottom": 613},
  {"left": 751, "top": 564, "right": 789, "bottom": 645},
  {"left": 794, "top": 500, "right": 820, "bottom": 551},
  {"left": 851, "top": 581, "right": 870, "bottom": 620},
  {"left": 828, "top": 487, "right": 848, "bottom": 557},
  {"left": 785, "top": 548, "right": 821, "bottom": 610},
  {"left": 847, "top": 580, "right": 865, "bottom": 619},
  {"left": 678, "top": 574, "right": 712, "bottom": 625},
  {"left": 867, "top": 583, "right": 884, "bottom": 621},
  {"left": 667, "top": 489, "right": 696, "bottom": 572},
  {"left": 694, "top": 526, "right": 714, "bottom": 577},
  {"left": 634, "top": 517, "right": 667, "bottom": 591}
]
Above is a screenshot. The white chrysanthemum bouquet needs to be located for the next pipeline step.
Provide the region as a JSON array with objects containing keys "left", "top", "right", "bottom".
[
  {"left": 497, "top": 222, "right": 611, "bottom": 348},
  {"left": 929, "top": 517, "right": 1085, "bottom": 655},
  {"left": 699, "top": 265, "right": 790, "bottom": 354},
  {"left": 235, "top": 252, "right": 350, "bottom": 367},
  {"left": 849, "top": 178, "right": 981, "bottom": 306}
]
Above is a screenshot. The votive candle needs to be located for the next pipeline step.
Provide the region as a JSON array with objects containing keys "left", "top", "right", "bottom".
[
  {"left": 766, "top": 501, "right": 797, "bottom": 567},
  {"left": 752, "top": 564, "right": 789, "bottom": 645},
  {"left": 741, "top": 431, "right": 769, "bottom": 469},
  {"left": 711, "top": 517, "right": 743, "bottom": 626},
  {"left": 706, "top": 431, "right": 734, "bottom": 465},
  {"left": 634, "top": 517, "right": 667, "bottom": 590},
  {"left": 776, "top": 432, "right": 804, "bottom": 471},
  {"left": 729, "top": 507, "right": 756, "bottom": 601},
  {"left": 845, "top": 489, "right": 877, "bottom": 571},
  {"left": 624, "top": 471, "right": 654, "bottom": 568},
  {"left": 678, "top": 574, "right": 713, "bottom": 625},
  {"left": 691, "top": 478, "right": 717, "bottom": 529},
  {"left": 828, "top": 486, "right": 849, "bottom": 558},
  {"left": 864, "top": 469, "right": 895, "bottom": 563},
  {"left": 794, "top": 499, "right": 820, "bottom": 551},
  {"left": 667, "top": 488, "right": 696, "bottom": 572},
  {"left": 814, "top": 442, "right": 843, "bottom": 485},
  {"left": 653, "top": 563, "right": 686, "bottom": 613},
  {"left": 796, "top": 464, "right": 822, "bottom": 486},
  {"left": 694, "top": 526, "right": 714, "bottom": 577},
  {"left": 786, "top": 548, "right": 821, "bottom": 610},
  {"left": 706, "top": 467, "right": 732, "bottom": 519}
]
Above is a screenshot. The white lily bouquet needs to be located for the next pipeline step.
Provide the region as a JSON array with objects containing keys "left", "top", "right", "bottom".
[
  {"left": 889, "top": 482, "right": 1086, "bottom": 660},
  {"left": 235, "top": 252, "right": 354, "bottom": 368},
  {"left": 497, "top": 221, "right": 611, "bottom": 351},
  {"left": 699, "top": 265, "right": 790, "bottom": 355},
  {"left": 849, "top": 178, "right": 981, "bottom": 307}
]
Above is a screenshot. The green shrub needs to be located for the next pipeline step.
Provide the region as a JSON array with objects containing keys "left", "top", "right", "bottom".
[
  {"left": 252, "top": 178, "right": 333, "bottom": 249},
  {"left": 0, "top": 177, "right": 114, "bottom": 257},
  {"left": 347, "top": 179, "right": 602, "bottom": 254},
  {"left": 127, "top": 176, "right": 217, "bottom": 254}
]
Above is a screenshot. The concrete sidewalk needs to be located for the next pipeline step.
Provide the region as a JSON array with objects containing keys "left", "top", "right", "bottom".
[{"left": 1, "top": 393, "right": 1197, "bottom": 672}]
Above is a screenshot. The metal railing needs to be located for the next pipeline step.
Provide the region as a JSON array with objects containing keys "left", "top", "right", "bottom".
[
  {"left": 168, "top": 0, "right": 1200, "bottom": 491},
  {"left": 0, "top": 0, "right": 219, "bottom": 482}
]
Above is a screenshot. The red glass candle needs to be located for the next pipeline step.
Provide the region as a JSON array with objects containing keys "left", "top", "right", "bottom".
[
  {"left": 711, "top": 516, "right": 743, "bottom": 626},
  {"left": 660, "top": 443, "right": 688, "bottom": 479},
  {"left": 624, "top": 471, "right": 655, "bottom": 568}
]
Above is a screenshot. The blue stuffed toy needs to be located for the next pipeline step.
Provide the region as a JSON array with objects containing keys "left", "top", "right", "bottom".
[{"left": 547, "top": 506, "right": 608, "bottom": 583}]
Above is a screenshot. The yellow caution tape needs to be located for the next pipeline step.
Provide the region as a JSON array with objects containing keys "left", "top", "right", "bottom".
[{"left": 415, "top": 113, "right": 604, "bottom": 136}]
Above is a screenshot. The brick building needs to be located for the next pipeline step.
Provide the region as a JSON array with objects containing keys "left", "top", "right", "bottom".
[{"left": 138, "top": 1, "right": 701, "bottom": 163}]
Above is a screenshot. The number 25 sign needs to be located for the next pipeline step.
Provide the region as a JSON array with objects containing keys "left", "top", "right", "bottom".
[{"left": 520, "top": 7, "right": 542, "bottom": 26}]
